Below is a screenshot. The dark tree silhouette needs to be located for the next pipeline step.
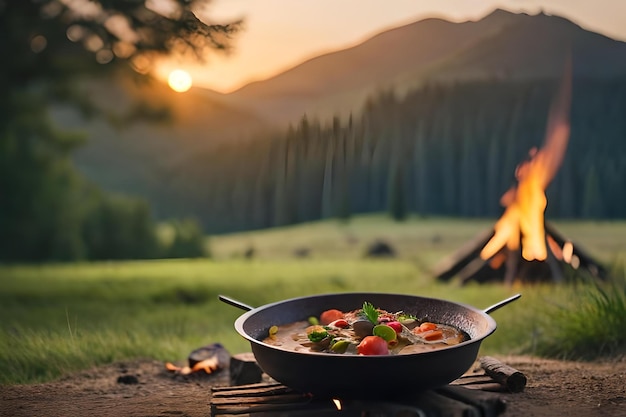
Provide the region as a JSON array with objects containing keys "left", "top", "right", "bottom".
[{"left": 0, "top": 1, "right": 240, "bottom": 261}]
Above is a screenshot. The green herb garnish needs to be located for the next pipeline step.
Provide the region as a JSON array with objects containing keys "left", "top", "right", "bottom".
[{"left": 362, "top": 301, "right": 379, "bottom": 324}]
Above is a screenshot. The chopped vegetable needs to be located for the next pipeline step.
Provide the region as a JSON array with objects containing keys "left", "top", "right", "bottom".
[
  {"left": 268, "top": 325, "right": 279, "bottom": 337},
  {"left": 352, "top": 318, "right": 374, "bottom": 338},
  {"left": 420, "top": 329, "right": 444, "bottom": 341},
  {"left": 330, "top": 339, "right": 351, "bottom": 353},
  {"left": 308, "top": 316, "right": 319, "bottom": 325},
  {"left": 319, "top": 309, "right": 344, "bottom": 325},
  {"left": 306, "top": 325, "right": 329, "bottom": 342},
  {"left": 372, "top": 324, "right": 397, "bottom": 342},
  {"left": 417, "top": 322, "right": 438, "bottom": 333},
  {"left": 397, "top": 313, "right": 418, "bottom": 324},
  {"left": 328, "top": 318, "right": 349, "bottom": 328},
  {"left": 386, "top": 321, "right": 403, "bottom": 334}
]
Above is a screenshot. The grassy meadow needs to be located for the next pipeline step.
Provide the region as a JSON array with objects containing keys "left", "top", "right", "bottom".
[{"left": 1, "top": 215, "right": 625, "bottom": 385}]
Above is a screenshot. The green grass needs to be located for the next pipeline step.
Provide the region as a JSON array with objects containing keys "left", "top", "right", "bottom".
[
  {"left": 209, "top": 215, "right": 626, "bottom": 266},
  {"left": 532, "top": 267, "right": 626, "bottom": 360},
  {"left": 1, "top": 216, "right": 625, "bottom": 385}
]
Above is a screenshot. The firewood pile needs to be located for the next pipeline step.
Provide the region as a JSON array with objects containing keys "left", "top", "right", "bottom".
[{"left": 433, "top": 222, "right": 607, "bottom": 285}]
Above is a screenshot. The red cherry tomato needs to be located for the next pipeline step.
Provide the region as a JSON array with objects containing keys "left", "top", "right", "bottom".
[
  {"left": 386, "top": 321, "right": 403, "bottom": 334},
  {"left": 319, "top": 309, "right": 344, "bottom": 325},
  {"left": 329, "top": 319, "right": 349, "bottom": 328},
  {"left": 357, "top": 336, "right": 390, "bottom": 355}
]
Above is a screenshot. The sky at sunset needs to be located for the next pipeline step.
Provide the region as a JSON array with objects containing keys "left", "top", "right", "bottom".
[{"left": 166, "top": 0, "right": 626, "bottom": 93}]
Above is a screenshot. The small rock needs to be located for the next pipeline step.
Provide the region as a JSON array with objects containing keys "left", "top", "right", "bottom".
[
  {"left": 229, "top": 353, "right": 263, "bottom": 385},
  {"left": 117, "top": 375, "right": 139, "bottom": 385},
  {"left": 365, "top": 240, "right": 396, "bottom": 258}
]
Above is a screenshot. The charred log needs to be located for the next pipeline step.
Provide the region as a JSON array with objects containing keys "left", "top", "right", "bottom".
[
  {"left": 544, "top": 222, "right": 608, "bottom": 280},
  {"left": 433, "top": 229, "right": 494, "bottom": 282},
  {"left": 433, "top": 223, "right": 607, "bottom": 285}
]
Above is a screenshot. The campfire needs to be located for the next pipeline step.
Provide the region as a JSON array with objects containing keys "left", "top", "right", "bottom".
[
  {"left": 165, "top": 343, "right": 230, "bottom": 376},
  {"left": 434, "top": 62, "right": 607, "bottom": 285}
]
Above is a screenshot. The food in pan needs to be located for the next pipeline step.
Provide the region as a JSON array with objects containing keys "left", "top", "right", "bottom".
[{"left": 262, "top": 301, "right": 468, "bottom": 355}]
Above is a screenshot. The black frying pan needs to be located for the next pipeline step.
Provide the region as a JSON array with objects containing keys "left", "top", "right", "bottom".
[{"left": 220, "top": 292, "right": 520, "bottom": 398}]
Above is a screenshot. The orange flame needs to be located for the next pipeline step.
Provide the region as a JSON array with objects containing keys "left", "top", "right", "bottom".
[
  {"left": 165, "top": 357, "right": 220, "bottom": 375},
  {"left": 481, "top": 61, "right": 572, "bottom": 262}
]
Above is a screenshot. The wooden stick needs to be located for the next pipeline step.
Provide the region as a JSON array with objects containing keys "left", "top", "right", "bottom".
[{"left": 479, "top": 356, "right": 527, "bottom": 393}]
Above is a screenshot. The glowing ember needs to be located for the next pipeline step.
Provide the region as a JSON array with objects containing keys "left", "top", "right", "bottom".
[
  {"left": 562, "top": 241, "right": 574, "bottom": 263},
  {"left": 332, "top": 398, "right": 342, "bottom": 410},
  {"left": 165, "top": 357, "right": 220, "bottom": 375},
  {"left": 481, "top": 62, "right": 572, "bottom": 262},
  {"left": 165, "top": 343, "right": 229, "bottom": 376}
]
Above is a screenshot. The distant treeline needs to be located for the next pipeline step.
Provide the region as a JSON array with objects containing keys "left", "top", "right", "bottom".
[
  {"left": 0, "top": 107, "right": 208, "bottom": 263},
  {"left": 155, "top": 77, "right": 626, "bottom": 234}
]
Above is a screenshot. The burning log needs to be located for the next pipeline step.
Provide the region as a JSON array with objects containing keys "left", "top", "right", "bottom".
[
  {"left": 430, "top": 229, "right": 495, "bottom": 283},
  {"left": 434, "top": 60, "right": 606, "bottom": 285},
  {"left": 433, "top": 222, "right": 607, "bottom": 285},
  {"left": 165, "top": 343, "right": 231, "bottom": 376},
  {"left": 543, "top": 222, "right": 608, "bottom": 280}
]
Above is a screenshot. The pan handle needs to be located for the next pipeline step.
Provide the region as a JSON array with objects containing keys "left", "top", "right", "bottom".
[
  {"left": 483, "top": 293, "right": 521, "bottom": 315},
  {"left": 218, "top": 294, "right": 254, "bottom": 311}
]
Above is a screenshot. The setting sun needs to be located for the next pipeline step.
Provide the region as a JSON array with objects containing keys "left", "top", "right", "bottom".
[{"left": 168, "top": 69, "right": 193, "bottom": 92}]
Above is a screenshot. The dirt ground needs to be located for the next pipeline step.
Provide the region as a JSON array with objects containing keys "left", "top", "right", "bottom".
[{"left": 1, "top": 355, "right": 625, "bottom": 417}]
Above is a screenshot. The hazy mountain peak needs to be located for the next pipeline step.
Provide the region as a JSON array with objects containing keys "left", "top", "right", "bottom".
[
  {"left": 481, "top": 8, "right": 525, "bottom": 20},
  {"left": 223, "top": 9, "right": 626, "bottom": 126}
]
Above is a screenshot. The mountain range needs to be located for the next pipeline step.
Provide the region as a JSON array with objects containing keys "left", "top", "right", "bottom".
[
  {"left": 66, "top": 8, "right": 626, "bottom": 216},
  {"left": 220, "top": 8, "right": 626, "bottom": 125}
]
